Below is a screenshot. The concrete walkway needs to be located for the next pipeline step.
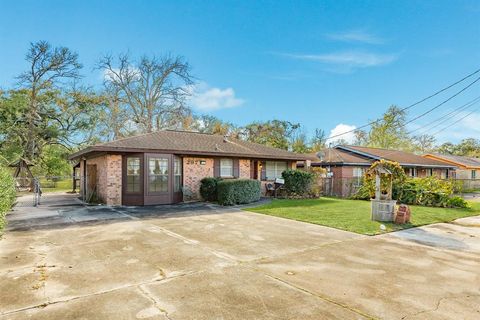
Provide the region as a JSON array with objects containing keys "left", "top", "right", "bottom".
[{"left": 1, "top": 193, "right": 479, "bottom": 319}]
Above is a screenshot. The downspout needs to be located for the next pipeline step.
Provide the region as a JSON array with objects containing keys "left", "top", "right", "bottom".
[{"left": 82, "top": 157, "right": 87, "bottom": 202}]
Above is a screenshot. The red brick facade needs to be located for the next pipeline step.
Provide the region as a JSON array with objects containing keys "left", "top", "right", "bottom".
[
  {"left": 182, "top": 157, "right": 251, "bottom": 201},
  {"left": 182, "top": 157, "right": 214, "bottom": 201},
  {"left": 79, "top": 154, "right": 122, "bottom": 206},
  {"left": 80, "top": 154, "right": 297, "bottom": 205}
]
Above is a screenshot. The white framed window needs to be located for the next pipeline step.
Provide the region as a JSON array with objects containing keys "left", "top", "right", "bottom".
[
  {"left": 352, "top": 167, "right": 365, "bottom": 178},
  {"left": 148, "top": 157, "right": 169, "bottom": 193},
  {"left": 440, "top": 169, "right": 450, "bottom": 179},
  {"left": 427, "top": 168, "right": 433, "bottom": 177},
  {"left": 220, "top": 159, "right": 234, "bottom": 177},
  {"left": 174, "top": 156, "right": 182, "bottom": 192},
  {"left": 406, "top": 168, "right": 417, "bottom": 177},
  {"left": 265, "top": 161, "right": 287, "bottom": 180},
  {"left": 126, "top": 157, "right": 141, "bottom": 192}
]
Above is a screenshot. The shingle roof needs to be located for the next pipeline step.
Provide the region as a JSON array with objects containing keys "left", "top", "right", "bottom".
[
  {"left": 423, "top": 153, "right": 480, "bottom": 168},
  {"left": 69, "top": 130, "right": 308, "bottom": 161},
  {"left": 340, "top": 145, "right": 455, "bottom": 167},
  {"left": 309, "top": 145, "right": 456, "bottom": 168},
  {"left": 314, "top": 148, "right": 371, "bottom": 165}
]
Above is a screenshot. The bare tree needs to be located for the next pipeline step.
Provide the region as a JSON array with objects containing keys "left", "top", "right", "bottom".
[
  {"left": 413, "top": 134, "right": 436, "bottom": 153},
  {"left": 17, "top": 41, "right": 82, "bottom": 160},
  {"left": 98, "top": 53, "right": 194, "bottom": 133}
]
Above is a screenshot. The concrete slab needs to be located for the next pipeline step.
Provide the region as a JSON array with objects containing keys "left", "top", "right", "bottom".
[
  {"left": 146, "top": 210, "right": 363, "bottom": 261},
  {"left": 256, "top": 234, "right": 480, "bottom": 320},
  {"left": 2, "top": 286, "right": 170, "bottom": 320},
  {"left": 1, "top": 193, "right": 480, "bottom": 319},
  {"left": 144, "top": 266, "right": 368, "bottom": 319},
  {"left": 388, "top": 222, "right": 480, "bottom": 252}
]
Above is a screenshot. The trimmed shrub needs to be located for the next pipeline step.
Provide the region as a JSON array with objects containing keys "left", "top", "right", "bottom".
[
  {"left": 217, "top": 179, "right": 261, "bottom": 206},
  {"left": 447, "top": 196, "right": 469, "bottom": 208},
  {"left": 392, "top": 177, "right": 470, "bottom": 208},
  {"left": 199, "top": 177, "right": 222, "bottom": 201},
  {"left": 0, "top": 166, "right": 16, "bottom": 232},
  {"left": 282, "top": 169, "right": 315, "bottom": 196}
]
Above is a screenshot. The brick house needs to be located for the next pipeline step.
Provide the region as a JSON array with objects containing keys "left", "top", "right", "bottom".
[
  {"left": 69, "top": 130, "right": 307, "bottom": 206},
  {"left": 422, "top": 153, "right": 480, "bottom": 190},
  {"left": 299, "top": 145, "right": 456, "bottom": 197}
]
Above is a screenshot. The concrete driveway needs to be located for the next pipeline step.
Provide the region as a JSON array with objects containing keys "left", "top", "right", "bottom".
[{"left": 1, "top": 193, "right": 479, "bottom": 319}]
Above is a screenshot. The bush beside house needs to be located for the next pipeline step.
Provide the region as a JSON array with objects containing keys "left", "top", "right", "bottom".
[
  {"left": 0, "top": 166, "right": 16, "bottom": 232},
  {"left": 199, "top": 177, "right": 222, "bottom": 201},
  {"left": 397, "top": 177, "right": 468, "bottom": 208},
  {"left": 281, "top": 169, "right": 318, "bottom": 198},
  {"left": 217, "top": 179, "right": 261, "bottom": 206},
  {"left": 353, "top": 160, "right": 468, "bottom": 208}
]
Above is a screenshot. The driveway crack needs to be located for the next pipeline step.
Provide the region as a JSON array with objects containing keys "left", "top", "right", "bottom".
[
  {"left": 137, "top": 285, "right": 172, "bottom": 320},
  {"left": 401, "top": 293, "right": 480, "bottom": 319},
  {"left": 0, "top": 270, "right": 199, "bottom": 317}
]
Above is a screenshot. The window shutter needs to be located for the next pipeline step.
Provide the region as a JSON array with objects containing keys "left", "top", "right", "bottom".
[
  {"left": 260, "top": 161, "right": 266, "bottom": 181},
  {"left": 233, "top": 159, "right": 240, "bottom": 178},
  {"left": 214, "top": 158, "right": 220, "bottom": 177}
]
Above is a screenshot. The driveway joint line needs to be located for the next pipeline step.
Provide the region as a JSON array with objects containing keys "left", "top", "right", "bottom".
[
  {"left": 0, "top": 270, "right": 201, "bottom": 316},
  {"left": 263, "top": 273, "right": 378, "bottom": 320}
]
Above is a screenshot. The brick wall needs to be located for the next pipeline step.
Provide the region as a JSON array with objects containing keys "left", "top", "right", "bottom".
[
  {"left": 183, "top": 157, "right": 214, "bottom": 201},
  {"left": 239, "top": 159, "right": 251, "bottom": 178},
  {"left": 86, "top": 155, "right": 107, "bottom": 203},
  {"left": 82, "top": 154, "right": 122, "bottom": 206},
  {"left": 106, "top": 155, "right": 122, "bottom": 205}
]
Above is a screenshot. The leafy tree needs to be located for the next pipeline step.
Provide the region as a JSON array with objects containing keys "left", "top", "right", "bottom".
[
  {"left": 0, "top": 90, "right": 30, "bottom": 163},
  {"left": 243, "top": 120, "right": 301, "bottom": 150},
  {"left": 436, "top": 142, "right": 456, "bottom": 155},
  {"left": 35, "top": 145, "right": 71, "bottom": 177},
  {"left": 367, "top": 105, "right": 412, "bottom": 150},
  {"left": 310, "top": 128, "right": 327, "bottom": 152},
  {"left": 291, "top": 132, "right": 310, "bottom": 153},
  {"left": 454, "top": 138, "right": 480, "bottom": 157},
  {"left": 17, "top": 41, "right": 82, "bottom": 161},
  {"left": 435, "top": 139, "right": 480, "bottom": 157}
]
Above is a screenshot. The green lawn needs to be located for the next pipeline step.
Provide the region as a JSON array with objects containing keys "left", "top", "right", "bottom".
[
  {"left": 246, "top": 198, "right": 480, "bottom": 235},
  {"left": 38, "top": 178, "right": 74, "bottom": 193}
]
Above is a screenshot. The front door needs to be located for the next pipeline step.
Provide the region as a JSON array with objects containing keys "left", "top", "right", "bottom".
[{"left": 144, "top": 154, "right": 171, "bottom": 205}]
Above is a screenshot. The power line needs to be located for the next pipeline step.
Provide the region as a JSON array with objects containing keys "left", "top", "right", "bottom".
[
  {"left": 400, "top": 75, "right": 480, "bottom": 127},
  {"left": 326, "top": 68, "right": 480, "bottom": 141},
  {"left": 430, "top": 107, "right": 480, "bottom": 137},
  {"left": 407, "top": 95, "right": 480, "bottom": 136}
]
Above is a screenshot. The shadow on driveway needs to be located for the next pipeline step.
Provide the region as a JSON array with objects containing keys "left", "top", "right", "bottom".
[{"left": 6, "top": 192, "right": 265, "bottom": 232}]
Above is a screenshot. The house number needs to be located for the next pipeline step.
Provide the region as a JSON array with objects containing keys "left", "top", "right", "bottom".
[{"left": 187, "top": 159, "right": 206, "bottom": 165}]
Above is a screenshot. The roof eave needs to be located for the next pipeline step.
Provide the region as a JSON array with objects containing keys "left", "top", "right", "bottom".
[
  {"left": 69, "top": 146, "right": 308, "bottom": 161},
  {"left": 335, "top": 146, "right": 381, "bottom": 160}
]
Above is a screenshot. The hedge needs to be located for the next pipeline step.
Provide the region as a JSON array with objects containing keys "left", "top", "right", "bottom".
[
  {"left": 354, "top": 172, "right": 469, "bottom": 208},
  {"left": 217, "top": 179, "right": 261, "bottom": 206},
  {"left": 199, "top": 177, "right": 222, "bottom": 201},
  {"left": 0, "top": 166, "right": 16, "bottom": 232},
  {"left": 281, "top": 169, "right": 315, "bottom": 196}
]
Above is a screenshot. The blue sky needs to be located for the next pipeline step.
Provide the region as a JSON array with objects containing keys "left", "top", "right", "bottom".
[{"left": 1, "top": 0, "right": 480, "bottom": 143}]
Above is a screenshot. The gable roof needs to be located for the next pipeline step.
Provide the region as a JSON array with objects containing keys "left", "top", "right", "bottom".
[
  {"left": 310, "top": 145, "right": 456, "bottom": 168},
  {"left": 423, "top": 153, "right": 480, "bottom": 169},
  {"left": 69, "top": 130, "right": 308, "bottom": 161},
  {"left": 314, "top": 148, "right": 371, "bottom": 165}
]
